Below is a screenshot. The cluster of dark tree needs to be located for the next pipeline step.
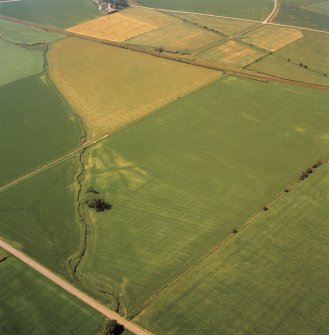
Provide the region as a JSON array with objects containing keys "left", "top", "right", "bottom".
[
  {"left": 104, "top": 0, "right": 128, "bottom": 7},
  {"left": 85, "top": 187, "right": 112, "bottom": 212},
  {"left": 299, "top": 161, "right": 322, "bottom": 181},
  {"left": 104, "top": 320, "right": 124, "bottom": 335}
]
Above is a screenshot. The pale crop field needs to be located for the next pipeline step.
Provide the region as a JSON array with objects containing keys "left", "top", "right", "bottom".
[
  {"left": 67, "top": 12, "right": 160, "bottom": 42},
  {"left": 241, "top": 25, "right": 303, "bottom": 51},
  {"left": 48, "top": 37, "right": 221, "bottom": 139},
  {"left": 197, "top": 39, "right": 265, "bottom": 67}
]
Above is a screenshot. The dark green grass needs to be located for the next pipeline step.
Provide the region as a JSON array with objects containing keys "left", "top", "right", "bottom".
[
  {"left": 0, "top": 157, "right": 80, "bottom": 279},
  {"left": 139, "top": 0, "right": 273, "bottom": 20},
  {"left": 139, "top": 164, "right": 329, "bottom": 335},
  {"left": 275, "top": 2, "right": 329, "bottom": 30},
  {"left": 0, "top": 74, "right": 82, "bottom": 185},
  {"left": 0, "top": 0, "right": 99, "bottom": 28},
  {"left": 0, "top": 18, "right": 62, "bottom": 44},
  {"left": 0, "top": 256, "right": 103, "bottom": 335},
  {"left": 78, "top": 76, "right": 329, "bottom": 313}
]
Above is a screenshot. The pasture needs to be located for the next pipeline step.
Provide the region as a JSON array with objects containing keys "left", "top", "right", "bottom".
[
  {"left": 138, "top": 0, "right": 273, "bottom": 21},
  {"left": 0, "top": 18, "right": 62, "bottom": 44},
  {"left": 0, "top": 74, "right": 82, "bottom": 185},
  {"left": 274, "top": 1, "right": 329, "bottom": 31},
  {"left": 138, "top": 163, "right": 329, "bottom": 335},
  {"left": 0, "top": 257, "right": 103, "bottom": 334},
  {"left": 172, "top": 12, "right": 259, "bottom": 36},
  {"left": 0, "top": 157, "right": 81, "bottom": 279},
  {"left": 241, "top": 25, "right": 303, "bottom": 52},
  {"left": 197, "top": 39, "right": 265, "bottom": 67},
  {"left": 307, "top": 0, "right": 329, "bottom": 14},
  {"left": 248, "top": 30, "right": 329, "bottom": 85},
  {"left": 0, "top": 40, "right": 44, "bottom": 87},
  {"left": 0, "top": 0, "right": 99, "bottom": 28},
  {"left": 48, "top": 37, "right": 221, "bottom": 139},
  {"left": 76, "top": 76, "right": 329, "bottom": 314}
]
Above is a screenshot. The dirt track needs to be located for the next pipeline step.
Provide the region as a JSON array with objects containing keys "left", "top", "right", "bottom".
[
  {"left": 263, "top": 0, "right": 279, "bottom": 23},
  {"left": 0, "top": 239, "right": 152, "bottom": 335}
]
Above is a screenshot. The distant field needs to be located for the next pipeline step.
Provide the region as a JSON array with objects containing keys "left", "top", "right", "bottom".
[
  {"left": 139, "top": 163, "right": 329, "bottom": 335},
  {"left": 274, "top": 1, "right": 329, "bottom": 30},
  {"left": 0, "top": 0, "right": 99, "bottom": 28},
  {"left": 0, "top": 40, "right": 44, "bottom": 87},
  {"left": 196, "top": 40, "right": 265, "bottom": 67},
  {"left": 138, "top": 0, "right": 273, "bottom": 21},
  {"left": 0, "top": 157, "right": 80, "bottom": 279},
  {"left": 307, "top": 0, "right": 329, "bottom": 14},
  {"left": 127, "top": 23, "right": 220, "bottom": 52},
  {"left": 171, "top": 12, "right": 259, "bottom": 36},
  {"left": 48, "top": 37, "right": 221, "bottom": 139},
  {"left": 241, "top": 25, "right": 303, "bottom": 51},
  {"left": 0, "top": 74, "right": 82, "bottom": 185},
  {"left": 0, "top": 257, "right": 103, "bottom": 334},
  {"left": 67, "top": 11, "right": 161, "bottom": 42},
  {"left": 0, "top": 18, "right": 62, "bottom": 44},
  {"left": 76, "top": 76, "right": 329, "bottom": 314},
  {"left": 247, "top": 30, "right": 329, "bottom": 85}
]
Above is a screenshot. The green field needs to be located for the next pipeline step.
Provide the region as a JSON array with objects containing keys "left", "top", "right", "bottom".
[
  {"left": 0, "top": 0, "right": 99, "bottom": 28},
  {"left": 307, "top": 0, "right": 329, "bottom": 14},
  {"left": 0, "top": 74, "right": 82, "bottom": 185},
  {"left": 0, "top": 18, "right": 62, "bottom": 44},
  {"left": 0, "top": 40, "right": 44, "bottom": 87},
  {"left": 75, "top": 76, "right": 329, "bottom": 314},
  {"left": 138, "top": 163, "right": 329, "bottom": 335},
  {"left": 0, "top": 256, "right": 103, "bottom": 334},
  {"left": 0, "top": 157, "right": 80, "bottom": 279},
  {"left": 139, "top": 0, "right": 273, "bottom": 21},
  {"left": 248, "top": 30, "right": 329, "bottom": 85},
  {"left": 275, "top": 1, "right": 329, "bottom": 30}
]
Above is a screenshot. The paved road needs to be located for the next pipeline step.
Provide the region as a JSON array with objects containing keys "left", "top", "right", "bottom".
[{"left": 0, "top": 239, "right": 152, "bottom": 335}]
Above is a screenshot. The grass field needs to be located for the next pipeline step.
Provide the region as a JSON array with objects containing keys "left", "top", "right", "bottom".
[
  {"left": 0, "top": 18, "right": 62, "bottom": 44},
  {"left": 0, "top": 0, "right": 99, "bottom": 28},
  {"left": 241, "top": 25, "right": 303, "bottom": 51},
  {"left": 307, "top": 0, "right": 329, "bottom": 14},
  {"left": 0, "top": 74, "right": 82, "bottom": 185},
  {"left": 0, "top": 256, "right": 104, "bottom": 334},
  {"left": 0, "top": 40, "right": 44, "bottom": 87},
  {"left": 274, "top": 1, "right": 329, "bottom": 30},
  {"left": 139, "top": 0, "right": 273, "bottom": 21},
  {"left": 247, "top": 30, "right": 329, "bottom": 85},
  {"left": 76, "top": 76, "right": 329, "bottom": 314},
  {"left": 171, "top": 12, "right": 259, "bottom": 36},
  {"left": 0, "top": 157, "right": 81, "bottom": 279},
  {"left": 197, "top": 40, "right": 265, "bottom": 67},
  {"left": 138, "top": 163, "right": 329, "bottom": 335},
  {"left": 48, "top": 37, "right": 221, "bottom": 139}
]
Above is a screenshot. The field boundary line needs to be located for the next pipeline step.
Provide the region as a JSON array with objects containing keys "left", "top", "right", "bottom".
[
  {"left": 131, "top": 158, "right": 329, "bottom": 319},
  {"left": 0, "top": 239, "right": 152, "bottom": 335}
]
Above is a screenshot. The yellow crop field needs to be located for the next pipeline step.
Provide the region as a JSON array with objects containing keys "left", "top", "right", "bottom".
[
  {"left": 127, "top": 23, "right": 220, "bottom": 52},
  {"left": 67, "top": 12, "right": 160, "bottom": 42},
  {"left": 197, "top": 40, "right": 265, "bottom": 67},
  {"left": 172, "top": 12, "right": 259, "bottom": 36},
  {"left": 242, "top": 25, "right": 303, "bottom": 52},
  {"left": 48, "top": 38, "right": 221, "bottom": 139}
]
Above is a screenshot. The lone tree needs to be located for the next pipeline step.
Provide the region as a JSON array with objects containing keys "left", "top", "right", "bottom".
[
  {"left": 86, "top": 198, "right": 112, "bottom": 212},
  {"left": 104, "top": 320, "right": 124, "bottom": 335}
]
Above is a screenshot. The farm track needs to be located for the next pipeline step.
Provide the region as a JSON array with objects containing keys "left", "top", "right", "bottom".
[
  {"left": 0, "top": 15, "right": 328, "bottom": 93},
  {"left": 263, "top": 0, "right": 279, "bottom": 23},
  {"left": 0, "top": 240, "right": 152, "bottom": 335},
  {"left": 130, "top": 157, "right": 329, "bottom": 319}
]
